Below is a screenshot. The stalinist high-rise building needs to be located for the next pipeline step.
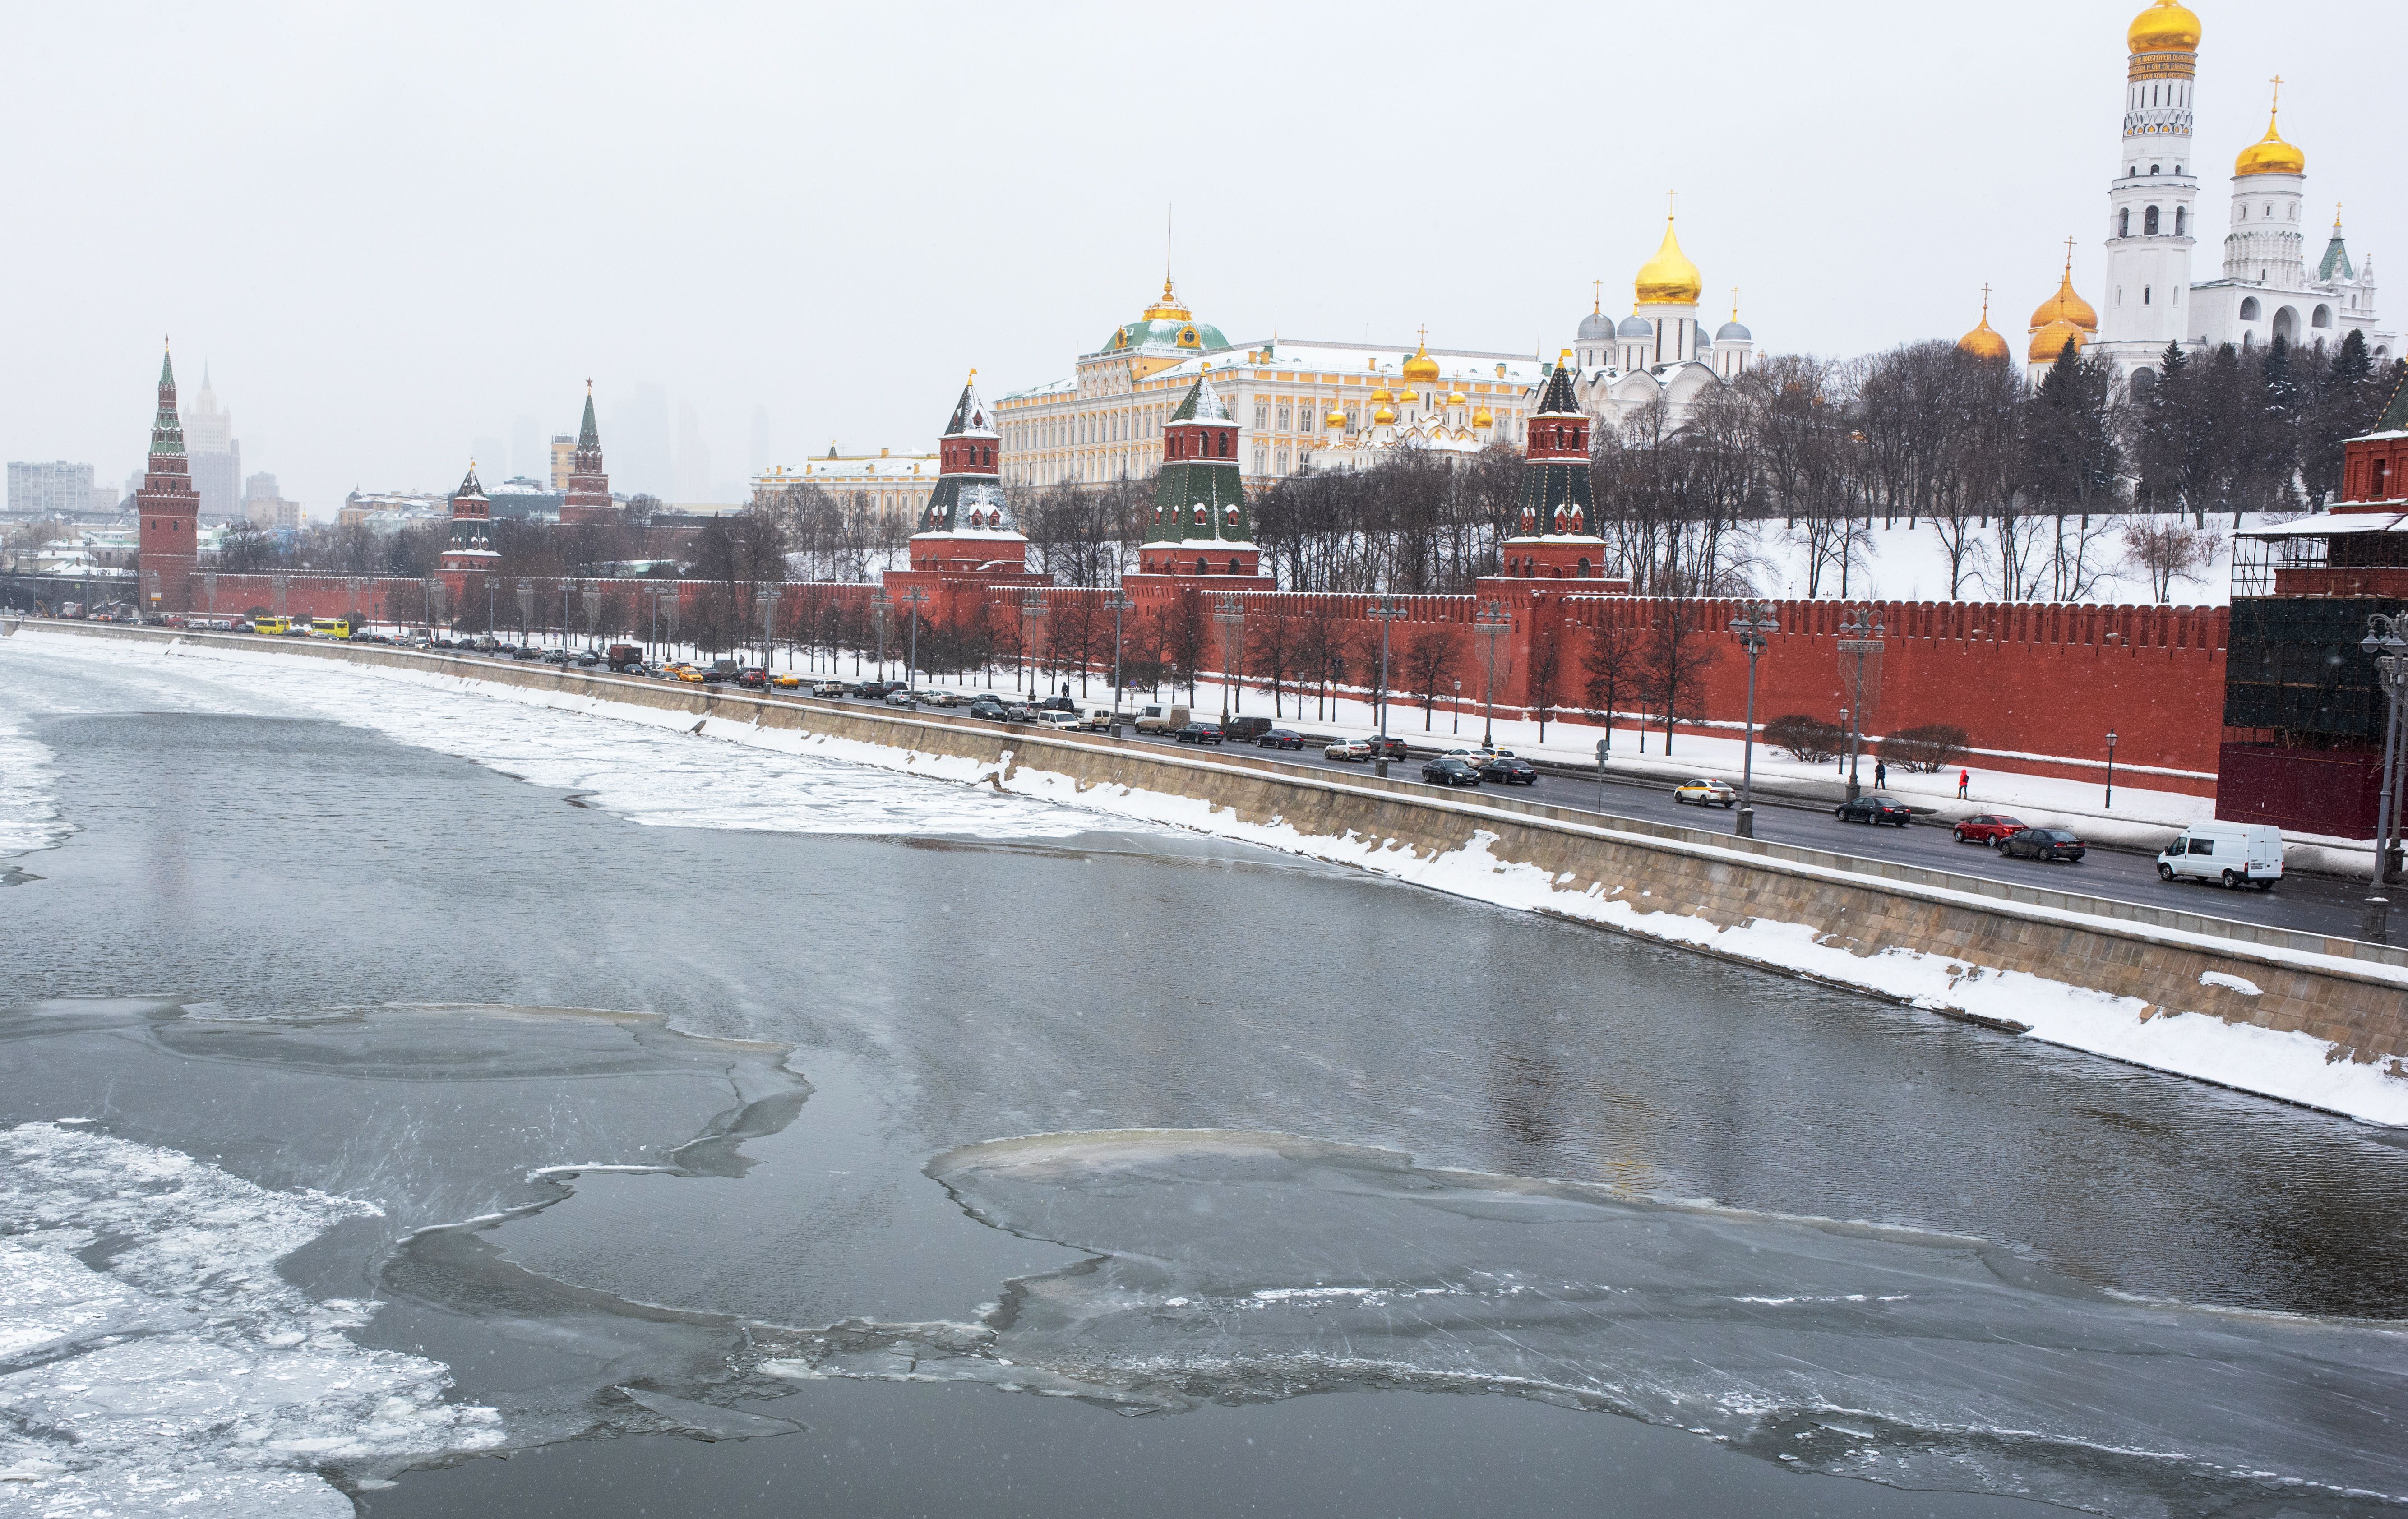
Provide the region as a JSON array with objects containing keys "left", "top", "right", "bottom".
[{"left": 2084, "top": 0, "right": 2393, "bottom": 378}]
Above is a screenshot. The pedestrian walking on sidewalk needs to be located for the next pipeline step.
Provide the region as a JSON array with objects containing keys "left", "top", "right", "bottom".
[
  {"left": 1875, "top": 760, "right": 1888, "bottom": 790},
  {"left": 1957, "top": 768, "right": 1970, "bottom": 799}
]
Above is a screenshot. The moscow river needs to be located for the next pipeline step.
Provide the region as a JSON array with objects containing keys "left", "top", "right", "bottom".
[{"left": 3, "top": 631, "right": 2405, "bottom": 1517}]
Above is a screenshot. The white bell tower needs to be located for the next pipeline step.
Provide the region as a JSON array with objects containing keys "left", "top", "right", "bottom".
[{"left": 2097, "top": 1, "right": 2202, "bottom": 369}]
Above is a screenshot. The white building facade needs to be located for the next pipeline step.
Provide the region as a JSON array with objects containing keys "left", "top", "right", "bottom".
[
  {"left": 2092, "top": 0, "right": 2392, "bottom": 376},
  {"left": 1564, "top": 215, "right": 1756, "bottom": 440}
]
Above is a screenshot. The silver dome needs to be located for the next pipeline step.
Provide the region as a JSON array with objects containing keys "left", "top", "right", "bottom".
[
  {"left": 1616, "top": 314, "right": 1654, "bottom": 338},
  {"left": 1715, "top": 319, "right": 1753, "bottom": 342},
  {"left": 1576, "top": 309, "right": 1617, "bottom": 342}
]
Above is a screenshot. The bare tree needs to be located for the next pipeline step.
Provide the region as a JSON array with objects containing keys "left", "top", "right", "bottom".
[{"left": 1400, "top": 626, "right": 1459, "bottom": 731}]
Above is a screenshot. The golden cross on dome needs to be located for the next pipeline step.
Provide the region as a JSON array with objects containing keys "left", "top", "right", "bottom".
[
  {"left": 2335, "top": 200, "right": 2344, "bottom": 228},
  {"left": 2269, "top": 74, "right": 2283, "bottom": 113},
  {"left": 1592, "top": 279, "right": 1601, "bottom": 313},
  {"left": 2063, "top": 235, "right": 2077, "bottom": 271},
  {"left": 1730, "top": 287, "right": 1740, "bottom": 322},
  {"left": 1417, "top": 323, "right": 1428, "bottom": 347},
  {"left": 1980, "top": 282, "right": 1992, "bottom": 316},
  {"left": 1666, "top": 189, "right": 1677, "bottom": 220}
]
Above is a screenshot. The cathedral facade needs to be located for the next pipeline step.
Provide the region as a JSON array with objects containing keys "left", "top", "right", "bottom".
[{"left": 1565, "top": 213, "right": 1757, "bottom": 441}]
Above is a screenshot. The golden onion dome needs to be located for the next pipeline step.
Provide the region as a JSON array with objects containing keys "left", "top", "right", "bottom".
[
  {"left": 2126, "top": 0, "right": 2201, "bottom": 53},
  {"left": 2028, "top": 263, "right": 2098, "bottom": 334},
  {"left": 1373, "top": 405, "right": 1396, "bottom": 425},
  {"left": 2233, "top": 106, "right": 2306, "bottom": 177},
  {"left": 1402, "top": 341, "right": 1441, "bottom": 383},
  {"left": 1472, "top": 406, "right": 1495, "bottom": 426},
  {"left": 1325, "top": 408, "right": 1347, "bottom": 428},
  {"left": 1634, "top": 216, "right": 1704, "bottom": 305},
  {"left": 1959, "top": 317, "right": 2011, "bottom": 362},
  {"left": 1447, "top": 390, "right": 1468, "bottom": 405},
  {"left": 2029, "top": 317, "right": 2087, "bottom": 364},
  {"left": 1369, "top": 386, "right": 1395, "bottom": 403}
]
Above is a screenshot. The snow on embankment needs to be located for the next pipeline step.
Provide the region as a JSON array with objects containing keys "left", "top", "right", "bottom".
[{"left": 31, "top": 627, "right": 2408, "bottom": 1128}]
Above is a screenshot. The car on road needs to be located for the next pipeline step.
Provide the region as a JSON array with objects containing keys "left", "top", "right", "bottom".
[
  {"left": 1035, "top": 711, "right": 1086, "bottom": 732},
  {"left": 1953, "top": 813, "right": 2025, "bottom": 846},
  {"left": 672, "top": 666, "right": 706, "bottom": 684},
  {"left": 1223, "top": 716, "right": 1274, "bottom": 743},
  {"left": 1176, "top": 721, "right": 1226, "bottom": 745},
  {"left": 1133, "top": 703, "right": 1190, "bottom": 734},
  {"left": 1325, "top": 738, "right": 1373, "bottom": 761},
  {"left": 814, "top": 679, "right": 849, "bottom": 697},
  {"left": 1836, "top": 794, "right": 1914, "bottom": 826},
  {"left": 1421, "top": 757, "right": 1482, "bottom": 787},
  {"left": 1480, "top": 756, "right": 1540, "bottom": 785},
  {"left": 2155, "top": 822, "right": 2283, "bottom": 890},
  {"left": 606, "top": 644, "right": 644, "bottom": 672},
  {"left": 1256, "top": 728, "right": 1305, "bottom": 750},
  {"left": 884, "top": 689, "right": 918, "bottom": 707},
  {"left": 1362, "top": 736, "right": 1410, "bottom": 761},
  {"left": 2000, "top": 826, "right": 2086, "bottom": 863},
  {"left": 968, "top": 699, "right": 1008, "bottom": 721},
  {"left": 1673, "top": 777, "right": 1738, "bottom": 807},
  {"left": 736, "top": 667, "right": 771, "bottom": 688}
]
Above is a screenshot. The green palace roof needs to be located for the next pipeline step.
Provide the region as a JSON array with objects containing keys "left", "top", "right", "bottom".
[{"left": 1099, "top": 278, "right": 1229, "bottom": 356}]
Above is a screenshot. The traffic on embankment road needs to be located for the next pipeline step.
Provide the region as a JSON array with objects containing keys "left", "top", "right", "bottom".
[{"left": 771, "top": 678, "right": 2382, "bottom": 946}]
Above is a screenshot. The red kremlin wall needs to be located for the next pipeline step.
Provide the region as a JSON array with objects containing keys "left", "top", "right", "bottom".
[{"left": 85, "top": 567, "right": 2225, "bottom": 796}]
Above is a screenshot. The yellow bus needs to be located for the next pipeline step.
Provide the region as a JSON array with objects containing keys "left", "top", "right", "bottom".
[
  {"left": 252, "top": 616, "right": 292, "bottom": 635},
  {"left": 310, "top": 618, "right": 351, "bottom": 640}
]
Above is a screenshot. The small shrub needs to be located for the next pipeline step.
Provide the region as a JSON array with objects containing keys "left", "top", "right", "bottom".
[
  {"left": 1763, "top": 713, "right": 1843, "bottom": 763},
  {"left": 1878, "top": 723, "right": 1970, "bottom": 774}
]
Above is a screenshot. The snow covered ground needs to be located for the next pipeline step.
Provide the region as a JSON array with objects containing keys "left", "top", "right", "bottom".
[
  {"left": 10, "top": 627, "right": 2396, "bottom": 1127},
  {"left": 1739, "top": 510, "right": 2272, "bottom": 608}
]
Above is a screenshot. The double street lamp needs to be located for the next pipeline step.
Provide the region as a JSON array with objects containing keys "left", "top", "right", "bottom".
[
  {"left": 1368, "top": 596, "right": 1408, "bottom": 774},
  {"left": 1836, "top": 608, "right": 1885, "bottom": 802},
  {"left": 1018, "top": 589, "right": 1049, "bottom": 696},
  {"left": 2361, "top": 613, "right": 2408, "bottom": 889},
  {"left": 1105, "top": 590, "right": 1135, "bottom": 729},
  {"left": 1213, "top": 594, "right": 1247, "bottom": 725},
  {"left": 1727, "top": 599, "right": 1779, "bottom": 839},
  {"left": 870, "top": 590, "right": 891, "bottom": 682},
  {"left": 900, "top": 586, "right": 928, "bottom": 697},
  {"left": 1474, "top": 600, "right": 1512, "bottom": 748}
]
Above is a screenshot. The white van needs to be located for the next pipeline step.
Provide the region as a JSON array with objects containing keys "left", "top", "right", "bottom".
[
  {"left": 2157, "top": 823, "right": 2284, "bottom": 891},
  {"left": 1133, "top": 703, "right": 1190, "bottom": 734}
]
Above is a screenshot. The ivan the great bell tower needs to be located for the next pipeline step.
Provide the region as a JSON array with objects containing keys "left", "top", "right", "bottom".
[{"left": 2096, "top": 0, "right": 2202, "bottom": 366}]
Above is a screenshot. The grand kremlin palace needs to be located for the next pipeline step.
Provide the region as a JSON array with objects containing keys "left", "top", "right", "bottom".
[{"left": 992, "top": 280, "right": 1549, "bottom": 491}]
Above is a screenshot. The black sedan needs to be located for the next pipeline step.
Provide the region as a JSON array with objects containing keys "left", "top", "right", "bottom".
[
  {"left": 968, "top": 700, "right": 1008, "bottom": 722},
  {"left": 1255, "top": 728, "right": 1306, "bottom": 750},
  {"left": 1479, "top": 756, "right": 1539, "bottom": 785},
  {"left": 2000, "top": 826, "right": 2086, "bottom": 863},
  {"left": 1835, "top": 794, "right": 1914, "bottom": 826},
  {"left": 1175, "top": 722, "right": 1225, "bottom": 745},
  {"left": 1420, "top": 757, "right": 1482, "bottom": 787}
]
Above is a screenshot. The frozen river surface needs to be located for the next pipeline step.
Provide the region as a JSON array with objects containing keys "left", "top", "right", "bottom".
[{"left": 3, "top": 631, "right": 2406, "bottom": 1518}]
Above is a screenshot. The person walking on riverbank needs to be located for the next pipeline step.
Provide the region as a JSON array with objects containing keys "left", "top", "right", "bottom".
[{"left": 1958, "top": 768, "right": 1970, "bottom": 799}]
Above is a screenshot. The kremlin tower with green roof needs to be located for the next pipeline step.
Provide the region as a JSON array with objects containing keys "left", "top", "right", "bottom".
[
  {"left": 134, "top": 342, "right": 200, "bottom": 614},
  {"left": 1133, "top": 371, "right": 1261, "bottom": 581}
]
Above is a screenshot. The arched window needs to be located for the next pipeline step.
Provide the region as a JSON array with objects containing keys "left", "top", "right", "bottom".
[
  {"left": 2145, "top": 204, "right": 2160, "bottom": 234},
  {"left": 2312, "top": 305, "right": 2332, "bottom": 328},
  {"left": 2238, "top": 296, "right": 2260, "bottom": 321},
  {"left": 2118, "top": 208, "right": 2130, "bottom": 237},
  {"left": 2174, "top": 206, "right": 2186, "bottom": 235},
  {"left": 1228, "top": 559, "right": 1241, "bottom": 575},
  {"left": 2149, "top": 163, "right": 2161, "bottom": 175},
  {"left": 2144, "top": 286, "right": 2153, "bottom": 305}
]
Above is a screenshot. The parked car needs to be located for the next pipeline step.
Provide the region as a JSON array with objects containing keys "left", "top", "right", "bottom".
[
  {"left": 1325, "top": 739, "right": 1373, "bottom": 761},
  {"left": 1222, "top": 716, "right": 1274, "bottom": 742},
  {"left": 1953, "top": 813, "right": 2025, "bottom": 845},
  {"left": 1421, "top": 757, "right": 1483, "bottom": 787},
  {"left": 2156, "top": 822, "right": 2282, "bottom": 889},
  {"left": 1836, "top": 794, "right": 1914, "bottom": 826},
  {"left": 1176, "top": 721, "right": 1226, "bottom": 745},
  {"left": 2000, "top": 826, "right": 2086, "bottom": 863},
  {"left": 1481, "top": 756, "right": 1540, "bottom": 786},
  {"left": 1256, "top": 728, "right": 1306, "bottom": 751},
  {"left": 1673, "top": 777, "right": 1738, "bottom": 807}
]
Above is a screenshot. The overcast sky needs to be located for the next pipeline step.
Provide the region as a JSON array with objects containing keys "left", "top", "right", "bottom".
[{"left": 4, "top": 1, "right": 2399, "bottom": 511}]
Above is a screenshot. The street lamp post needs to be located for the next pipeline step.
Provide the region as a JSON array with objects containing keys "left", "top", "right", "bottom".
[
  {"left": 1019, "top": 589, "right": 1048, "bottom": 697},
  {"left": 870, "top": 590, "right": 891, "bottom": 683},
  {"left": 1836, "top": 608, "right": 1885, "bottom": 802},
  {"left": 1474, "top": 600, "right": 1511, "bottom": 749},
  {"left": 585, "top": 586, "right": 602, "bottom": 651},
  {"left": 1368, "top": 596, "right": 1407, "bottom": 776},
  {"left": 2104, "top": 729, "right": 2118, "bottom": 810},
  {"left": 1727, "top": 599, "right": 1779, "bottom": 839},
  {"left": 2360, "top": 614, "right": 2408, "bottom": 891},
  {"left": 1212, "top": 594, "right": 1246, "bottom": 725},
  {"left": 515, "top": 579, "right": 534, "bottom": 645},
  {"left": 757, "top": 584, "right": 777, "bottom": 672},
  {"left": 1105, "top": 591, "right": 1135, "bottom": 730},
  {"left": 901, "top": 587, "right": 928, "bottom": 698}
]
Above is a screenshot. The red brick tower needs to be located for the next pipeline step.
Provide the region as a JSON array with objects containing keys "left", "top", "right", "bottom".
[
  {"left": 135, "top": 341, "right": 202, "bottom": 616},
  {"left": 439, "top": 462, "right": 500, "bottom": 575},
  {"left": 559, "top": 383, "right": 614, "bottom": 525},
  {"left": 1490, "top": 351, "right": 1618, "bottom": 582}
]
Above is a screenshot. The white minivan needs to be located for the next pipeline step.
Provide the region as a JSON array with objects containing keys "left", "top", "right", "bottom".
[{"left": 2157, "top": 823, "right": 2284, "bottom": 891}]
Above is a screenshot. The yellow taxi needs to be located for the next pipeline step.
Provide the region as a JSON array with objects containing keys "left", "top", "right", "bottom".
[
  {"left": 1673, "top": 777, "right": 1739, "bottom": 808},
  {"left": 770, "top": 672, "right": 803, "bottom": 689}
]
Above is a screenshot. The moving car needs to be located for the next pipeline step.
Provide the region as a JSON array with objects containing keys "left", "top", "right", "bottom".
[
  {"left": 674, "top": 666, "right": 707, "bottom": 684},
  {"left": 2000, "top": 826, "right": 2086, "bottom": 863},
  {"left": 1365, "top": 736, "right": 1410, "bottom": 761},
  {"left": 814, "top": 679, "right": 849, "bottom": 697},
  {"left": 2156, "top": 822, "right": 2283, "bottom": 889},
  {"left": 606, "top": 644, "right": 645, "bottom": 672},
  {"left": 1222, "top": 716, "right": 1274, "bottom": 742},
  {"left": 1256, "top": 728, "right": 1305, "bottom": 750},
  {"left": 1421, "top": 757, "right": 1482, "bottom": 787},
  {"left": 968, "top": 699, "right": 1008, "bottom": 721},
  {"left": 884, "top": 689, "right": 918, "bottom": 706},
  {"left": 1836, "top": 794, "right": 1914, "bottom": 826},
  {"left": 1325, "top": 739, "right": 1373, "bottom": 761},
  {"left": 1673, "top": 777, "right": 1738, "bottom": 807},
  {"left": 1133, "top": 703, "right": 1190, "bottom": 733},
  {"left": 1175, "top": 721, "right": 1225, "bottom": 745},
  {"left": 736, "top": 667, "right": 771, "bottom": 688},
  {"left": 703, "top": 659, "right": 740, "bottom": 684},
  {"left": 1480, "top": 756, "right": 1540, "bottom": 785},
  {"left": 1953, "top": 813, "right": 2025, "bottom": 845}
]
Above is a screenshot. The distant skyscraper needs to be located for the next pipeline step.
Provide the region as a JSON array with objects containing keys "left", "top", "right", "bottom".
[
  {"left": 610, "top": 383, "right": 672, "bottom": 498},
  {"left": 550, "top": 434, "right": 574, "bottom": 489},
  {"left": 245, "top": 471, "right": 277, "bottom": 502},
  {"left": 182, "top": 365, "right": 241, "bottom": 522},
  {"left": 675, "top": 401, "right": 712, "bottom": 502},
  {"left": 7, "top": 460, "right": 96, "bottom": 516},
  {"left": 511, "top": 415, "right": 541, "bottom": 481}
]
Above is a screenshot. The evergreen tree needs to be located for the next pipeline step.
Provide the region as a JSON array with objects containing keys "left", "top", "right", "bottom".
[{"left": 2301, "top": 328, "right": 2381, "bottom": 503}]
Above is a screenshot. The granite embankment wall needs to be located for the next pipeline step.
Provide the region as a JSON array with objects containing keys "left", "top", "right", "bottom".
[{"left": 32, "top": 621, "right": 2407, "bottom": 1098}]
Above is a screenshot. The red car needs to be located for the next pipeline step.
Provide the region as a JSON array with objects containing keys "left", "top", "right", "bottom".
[{"left": 1953, "top": 813, "right": 2024, "bottom": 846}]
